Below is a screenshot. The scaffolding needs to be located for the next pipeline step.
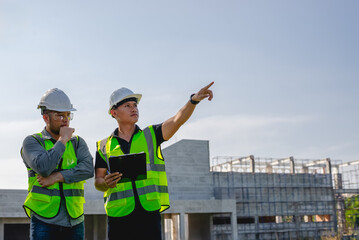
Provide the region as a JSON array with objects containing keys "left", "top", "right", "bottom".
[
  {"left": 210, "top": 156, "right": 341, "bottom": 240},
  {"left": 334, "top": 160, "right": 359, "bottom": 190},
  {"left": 332, "top": 160, "right": 359, "bottom": 238}
]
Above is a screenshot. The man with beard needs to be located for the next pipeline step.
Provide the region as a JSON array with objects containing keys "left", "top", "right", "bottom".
[{"left": 21, "top": 88, "right": 93, "bottom": 240}]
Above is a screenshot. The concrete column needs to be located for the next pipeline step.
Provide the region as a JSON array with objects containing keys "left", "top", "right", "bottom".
[
  {"left": 250, "top": 155, "right": 255, "bottom": 173},
  {"left": 164, "top": 214, "right": 171, "bottom": 240},
  {"left": 164, "top": 214, "right": 180, "bottom": 240},
  {"left": 210, "top": 215, "right": 214, "bottom": 240},
  {"left": 231, "top": 211, "right": 238, "bottom": 240},
  {"left": 325, "top": 158, "right": 331, "bottom": 174},
  {"left": 93, "top": 215, "right": 98, "bottom": 240},
  {"left": 0, "top": 218, "right": 3, "bottom": 240},
  {"left": 180, "top": 213, "right": 188, "bottom": 240},
  {"left": 289, "top": 157, "right": 295, "bottom": 174},
  {"left": 334, "top": 173, "right": 343, "bottom": 189},
  {"left": 337, "top": 197, "right": 345, "bottom": 239},
  {"left": 172, "top": 214, "right": 179, "bottom": 240},
  {"left": 254, "top": 215, "right": 259, "bottom": 240}
]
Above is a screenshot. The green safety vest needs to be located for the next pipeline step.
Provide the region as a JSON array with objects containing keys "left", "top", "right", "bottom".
[
  {"left": 23, "top": 133, "right": 85, "bottom": 219},
  {"left": 97, "top": 126, "right": 170, "bottom": 217}
]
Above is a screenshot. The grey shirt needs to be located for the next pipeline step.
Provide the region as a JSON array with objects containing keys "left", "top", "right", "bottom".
[{"left": 21, "top": 128, "right": 94, "bottom": 227}]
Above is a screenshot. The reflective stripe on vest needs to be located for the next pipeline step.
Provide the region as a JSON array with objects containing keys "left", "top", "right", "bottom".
[
  {"left": 146, "top": 164, "right": 166, "bottom": 172},
  {"left": 108, "top": 189, "right": 134, "bottom": 201},
  {"left": 143, "top": 128, "right": 162, "bottom": 172},
  {"left": 30, "top": 186, "right": 84, "bottom": 197},
  {"left": 137, "top": 185, "right": 168, "bottom": 195}
]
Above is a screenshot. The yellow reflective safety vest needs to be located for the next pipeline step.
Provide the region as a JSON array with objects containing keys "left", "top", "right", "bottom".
[
  {"left": 23, "top": 133, "right": 85, "bottom": 219},
  {"left": 97, "top": 126, "right": 170, "bottom": 217}
]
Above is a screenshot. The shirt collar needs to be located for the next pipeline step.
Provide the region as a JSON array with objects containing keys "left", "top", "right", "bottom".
[
  {"left": 41, "top": 128, "right": 55, "bottom": 140},
  {"left": 112, "top": 125, "right": 142, "bottom": 137}
]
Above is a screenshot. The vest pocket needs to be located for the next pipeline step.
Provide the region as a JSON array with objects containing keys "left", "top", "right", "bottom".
[
  {"left": 107, "top": 198, "right": 127, "bottom": 208},
  {"left": 146, "top": 191, "right": 160, "bottom": 201},
  {"left": 67, "top": 196, "right": 86, "bottom": 204},
  {"left": 66, "top": 197, "right": 85, "bottom": 218},
  {"left": 30, "top": 192, "right": 51, "bottom": 203}
]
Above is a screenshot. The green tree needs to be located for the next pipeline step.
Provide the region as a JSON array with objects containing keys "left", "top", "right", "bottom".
[{"left": 345, "top": 195, "right": 359, "bottom": 229}]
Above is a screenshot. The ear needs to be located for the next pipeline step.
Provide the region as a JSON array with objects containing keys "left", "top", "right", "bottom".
[
  {"left": 43, "top": 114, "right": 50, "bottom": 124},
  {"left": 110, "top": 109, "right": 117, "bottom": 119}
]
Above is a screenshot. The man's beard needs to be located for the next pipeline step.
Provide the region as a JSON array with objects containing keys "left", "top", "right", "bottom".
[
  {"left": 48, "top": 118, "right": 61, "bottom": 135},
  {"left": 49, "top": 125, "right": 60, "bottom": 135}
]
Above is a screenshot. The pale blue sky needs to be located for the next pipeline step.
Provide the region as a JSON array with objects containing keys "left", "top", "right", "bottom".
[{"left": 0, "top": 0, "right": 358, "bottom": 189}]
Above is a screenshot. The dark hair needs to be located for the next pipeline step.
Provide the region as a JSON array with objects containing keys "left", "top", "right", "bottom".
[
  {"left": 40, "top": 107, "right": 49, "bottom": 115},
  {"left": 111, "top": 97, "right": 138, "bottom": 110}
]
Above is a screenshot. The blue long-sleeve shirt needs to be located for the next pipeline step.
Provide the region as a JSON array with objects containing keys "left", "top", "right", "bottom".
[{"left": 21, "top": 128, "right": 94, "bottom": 227}]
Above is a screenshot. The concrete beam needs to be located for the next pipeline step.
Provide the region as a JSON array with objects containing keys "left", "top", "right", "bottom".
[
  {"left": 211, "top": 155, "right": 254, "bottom": 172},
  {"left": 303, "top": 158, "right": 330, "bottom": 168},
  {"left": 335, "top": 189, "right": 359, "bottom": 194},
  {"left": 165, "top": 199, "right": 236, "bottom": 214},
  {"left": 269, "top": 157, "right": 293, "bottom": 166},
  {"left": 84, "top": 200, "right": 106, "bottom": 215},
  {"left": 337, "top": 159, "right": 359, "bottom": 168}
]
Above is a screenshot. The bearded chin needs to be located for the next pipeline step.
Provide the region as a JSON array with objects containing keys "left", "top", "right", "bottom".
[{"left": 49, "top": 126, "right": 60, "bottom": 135}]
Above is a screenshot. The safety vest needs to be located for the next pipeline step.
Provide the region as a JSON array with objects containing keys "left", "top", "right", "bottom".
[
  {"left": 23, "top": 133, "right": 85, "bottom": 219},
  {"left": 97, "top": 126, "right": 170, "bottom": 217}
]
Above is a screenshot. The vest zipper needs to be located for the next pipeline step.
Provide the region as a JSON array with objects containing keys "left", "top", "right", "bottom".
[
  {"left": 50, "top": 138, "right": 65, "bottom": 200},
  {"left": 58, "top": 158, "right": 65, "bottom": 200}
]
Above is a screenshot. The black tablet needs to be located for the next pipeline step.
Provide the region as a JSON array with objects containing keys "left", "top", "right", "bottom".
[{"left": 108, "top": 152, "right": 147, "bottom": 182}]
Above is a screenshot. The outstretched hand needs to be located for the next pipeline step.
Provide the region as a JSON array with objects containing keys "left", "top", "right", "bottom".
[
  {"left": 162, "top": 81, "right": 214, "bottom": 141},
  {"left": 191, "top": 82, "right": 214, "bottom": 102}
]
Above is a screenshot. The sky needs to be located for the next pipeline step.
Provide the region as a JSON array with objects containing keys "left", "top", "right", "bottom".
[{"left": 0, "top": 0, "right": 358, "bottom": 189}]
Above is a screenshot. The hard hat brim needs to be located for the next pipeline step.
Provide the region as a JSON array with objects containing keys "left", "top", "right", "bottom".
[
  {"left": 37, "top": 105, "right": 77, "bottom": 112},
  {"left": 108, "top": 93, "right": 142, "bottom": 114}
]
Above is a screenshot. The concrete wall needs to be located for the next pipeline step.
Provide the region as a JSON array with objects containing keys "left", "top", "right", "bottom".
[
  {"left": 213, "top": 172, "right": 337, "bottom": 239},
  {"left": 163, "top": 139, "right": 214, "bottom": 201},
  {"left": 162, "top": 140, "right": 238, "bottom": 240},
  {"left": 0, "top": 190, "right": 28, "bottom": 218}
]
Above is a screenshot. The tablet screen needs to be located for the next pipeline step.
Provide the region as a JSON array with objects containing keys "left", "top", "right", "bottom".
[{"left": 109, "top": 152, "right": 147, "bottom": 182}]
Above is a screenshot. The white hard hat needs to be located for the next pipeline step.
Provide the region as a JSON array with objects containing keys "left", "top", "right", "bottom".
[
  {"left": 37, "top": 88, "right": 76, "bottom": 112},
  {"left": 109, "top": 87, "right": 142, "bottom": 114}
]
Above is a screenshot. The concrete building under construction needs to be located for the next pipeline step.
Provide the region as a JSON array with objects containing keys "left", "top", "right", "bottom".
[{"left": 1, "top": 139, "right": 359, "bottom": 239}]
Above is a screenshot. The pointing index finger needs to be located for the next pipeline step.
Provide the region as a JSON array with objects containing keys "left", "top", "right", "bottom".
[{"left": 203, "top": 81, "right": 214, "bottom": 90}]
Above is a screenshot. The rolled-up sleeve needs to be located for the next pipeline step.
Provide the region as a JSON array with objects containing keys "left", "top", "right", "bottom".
[
  {"left": 61, "top": 136, "right": 94, "bottom": 183},
  {"left": 21, "top": 135, "right": 65, "bottom": 177}
]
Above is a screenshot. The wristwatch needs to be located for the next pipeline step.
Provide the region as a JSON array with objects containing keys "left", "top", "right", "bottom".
[{"left": 190, "top": 94, "right": 200, "bottom": 105}]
